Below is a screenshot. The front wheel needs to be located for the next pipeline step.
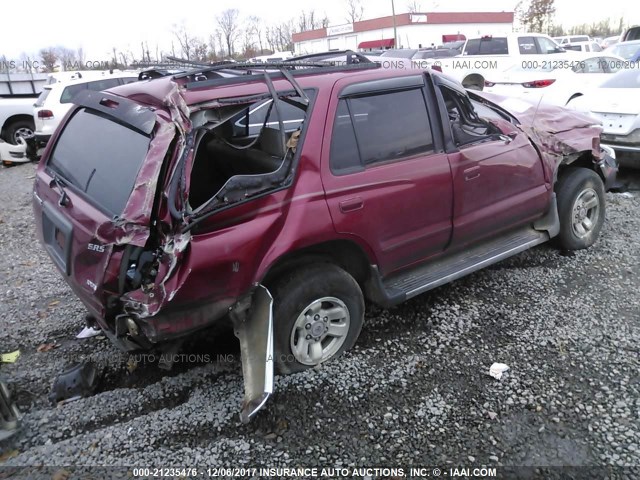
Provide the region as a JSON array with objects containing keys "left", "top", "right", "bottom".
[
  {"left": 270, "top": 264, "right": 364, "bottom": 374},
  {"left": 555, "top": 168, "right": 605, "bottom": 250}
]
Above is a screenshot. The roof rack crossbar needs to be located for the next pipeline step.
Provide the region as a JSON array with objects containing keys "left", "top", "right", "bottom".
[{"left": 279, "top": 68, "right": 309, "bottom": 105}]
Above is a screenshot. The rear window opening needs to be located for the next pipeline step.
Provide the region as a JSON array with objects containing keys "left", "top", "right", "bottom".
[{"left": 188, "top": 95, "right": 309, "bottom": 211}]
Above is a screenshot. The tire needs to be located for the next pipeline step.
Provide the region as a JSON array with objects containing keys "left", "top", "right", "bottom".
[
  {"left": 270, "top": 263, "right": 364, "bottom": 374},
  {"left": 4, "top": 119, "right": 34, "bottom": 145},
  {"left": 555, "top": 168, "right": 605, "bottom": 250}
]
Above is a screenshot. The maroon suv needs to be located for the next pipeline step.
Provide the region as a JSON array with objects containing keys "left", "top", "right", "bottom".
[{"left": 33, "top": 55, "right": 616, "bottom": 421}]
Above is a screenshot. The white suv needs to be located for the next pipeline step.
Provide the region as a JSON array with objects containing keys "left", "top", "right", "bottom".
[{"left": 33, "top": 71, "right": 138, "bottom": 148}]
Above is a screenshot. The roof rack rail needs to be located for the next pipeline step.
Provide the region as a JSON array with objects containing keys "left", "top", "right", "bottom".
[
  {"left": 164, "top": 56, "right": 237, "bottom": 69},
  {"left": 182, "top": 61, "right": 380, "bottom": 91},
  {"left": 288, "top": 49, "right": 373, "bottom": 64}
]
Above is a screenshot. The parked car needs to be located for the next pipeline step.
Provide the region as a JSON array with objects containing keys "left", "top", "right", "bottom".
[
  {"left": 379, "top": 48, "right": 418, "bottom": 59},
  {"left": 436, "top": 33, "right": 573, "bottom": 90},
  {"left": 484, "top": 53, "right": 625, "bottom": 106},
  {"left": 441, "top": 40, "right": 465, "bottom": 53},
  {"left": 601, "top": 35, "right": 621, "bottom": 49},
  {"left": 553, "top": 35, "right": 591, "bottom": 45},
  {"left": 33, "top": 71, "right": 138, "bottom": 149},
  {"left": 33, "top": 58, "right": 615, "bottom": 421},
  {"left": 604, "top": 40, "right": 640, "bottom": 62},
  {"left": 568, "top": 69, "right": 640, "bottom": 167},
  {"left": 412, "top": 48, "right": 459, "bottom": 60},
  {"left": 563, "top": 41, "right": 603, "bottom": 53}
]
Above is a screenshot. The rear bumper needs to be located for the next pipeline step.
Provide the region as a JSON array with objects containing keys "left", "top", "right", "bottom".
[
  {"left": 90, "top": 295, "right": 236, "bottom": 352},
  {"left": 34, "top": 133, "right": 51, "bottom": 148}
]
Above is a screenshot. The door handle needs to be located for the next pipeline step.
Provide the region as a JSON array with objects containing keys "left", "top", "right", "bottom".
[
  {"left": 463, "top": 166, "right": 480, "bottom": 181},
  {"left": 339, "top": 197, "right": 364, "bottom": 213}
]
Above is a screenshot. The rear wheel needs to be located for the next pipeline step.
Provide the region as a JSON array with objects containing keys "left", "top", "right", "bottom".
[
  {"left": 270, "top": 264, "right": 364, "bottom": 374},
  {"left": 4, "top": 119, "right": 34, "bottom": 145},
  {"left": 555, "top": 168, "right": 605, "bottom": 250}
]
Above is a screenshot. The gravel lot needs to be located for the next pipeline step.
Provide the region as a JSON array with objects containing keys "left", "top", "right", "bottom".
[{"left": 0, "top": 162, "right": 639, "bottom": 471}]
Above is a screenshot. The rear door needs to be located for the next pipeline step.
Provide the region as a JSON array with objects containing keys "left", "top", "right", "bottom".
[
  {"left": 321, "top": 75, "right": 453, "bottom": 275},
  {"left": 33, "top": 90, "right": 172, "bottom": 317}
]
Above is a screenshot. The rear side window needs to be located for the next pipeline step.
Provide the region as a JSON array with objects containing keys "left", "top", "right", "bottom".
[
  {"left": 48, "top": 108, "right": 150, "bottom": 215},
  {"left": 518, "top": 37, "right": 538, "bottom": 54},
  {"left": 330, "top": 88, "right": 433, "bottom": 173}
]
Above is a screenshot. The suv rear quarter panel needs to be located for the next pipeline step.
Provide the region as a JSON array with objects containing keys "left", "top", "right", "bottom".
[{"left": 157, "top": 82, "right": 342, "bottom": 308}]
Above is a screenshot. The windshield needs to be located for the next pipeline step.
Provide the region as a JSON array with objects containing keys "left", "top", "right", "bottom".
[
  {"left": 48, "top": 108, "right": 150, "bottom": 215},
  {"left": 599, "top": 69, "right": 640, "bottom": 88}
]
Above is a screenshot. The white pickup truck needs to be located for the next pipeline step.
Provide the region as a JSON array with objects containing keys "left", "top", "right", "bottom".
[
  {"left": 434, "top": 33, "right": 577, "bottom": 90},
  {"left": 0, "top": 73, "right": 48, "bottom": 144}
]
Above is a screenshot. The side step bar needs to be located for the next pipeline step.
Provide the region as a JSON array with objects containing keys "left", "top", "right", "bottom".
[{"left": 382, "top": 227, "right": 549, "bottom": 303}]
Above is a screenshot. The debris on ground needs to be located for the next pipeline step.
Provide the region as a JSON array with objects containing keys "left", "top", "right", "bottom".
[
  {"left": 49, "top": 361, "right": 99, "bottom": 406},
  {"left": 0, "top": 351, "right": 20, "bottom": 364},
  {"left": 75, "top": 326, "right": 101, "bottom": 339},
  {"left": 489, "top": 363, "right": 510, "bottom": 380}
]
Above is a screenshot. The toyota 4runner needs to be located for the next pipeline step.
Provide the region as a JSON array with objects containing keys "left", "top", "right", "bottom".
[{"left": 33, "top": 53, "right": 617, "bottom": 421}]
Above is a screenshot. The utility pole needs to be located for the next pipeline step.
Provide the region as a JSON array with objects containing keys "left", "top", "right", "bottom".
[{"left": 391, "top": 0, "right": 398, "bottom": 48}]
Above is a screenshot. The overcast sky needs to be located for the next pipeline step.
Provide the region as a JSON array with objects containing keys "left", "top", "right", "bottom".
[{"left": 2, "top": 0, "right": 638, "bottom": 60}]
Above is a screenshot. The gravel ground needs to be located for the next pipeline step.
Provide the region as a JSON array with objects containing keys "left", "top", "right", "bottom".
[{"left": 0, "top": 162, "right": 639, "bottom": 472}]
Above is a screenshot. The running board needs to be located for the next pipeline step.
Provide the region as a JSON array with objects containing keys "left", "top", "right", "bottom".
[{"left": 384, "top": 227, "right": 549, "bottom": 301}]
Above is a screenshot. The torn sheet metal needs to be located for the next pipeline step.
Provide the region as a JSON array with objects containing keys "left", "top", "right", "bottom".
[
  {"left": 472, "top": 91, "right": 602, "bottom": 156},
  {"left": 0, "top": 380, "right": 21, "bottom": 441},
  {"left": 234, "top": 285, "right": 274, "bottom": 423}
]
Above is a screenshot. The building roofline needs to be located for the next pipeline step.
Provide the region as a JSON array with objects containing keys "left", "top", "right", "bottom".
[{"left": 292, "top": 11, "right": 514, "bottom": 43}]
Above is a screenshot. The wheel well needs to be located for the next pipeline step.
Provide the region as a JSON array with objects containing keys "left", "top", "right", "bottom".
[
  {"left": 556, "top": 152, "right": 604, "bottom": 183},
  {"left": 566, "top": 93, "right": 582, "bottom": 106},
  {"left": 262, "top": 240, "right": 371, "bottom": 289},
  {"left": 1, "top": 114, "right": 35, "bottom": 135},
  {"left": 462, "top": 74, "right": 484, "bottom": 90}
]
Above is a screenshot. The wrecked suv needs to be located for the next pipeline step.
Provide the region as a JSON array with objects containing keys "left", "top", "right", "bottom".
[{"left": 33, "top": 54, "right": 617, "bottom": 421}]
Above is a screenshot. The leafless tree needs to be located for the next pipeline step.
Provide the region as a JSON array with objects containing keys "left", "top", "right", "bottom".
[
  {"left": 76, "top": 47, "right": 85, "bottom": 66},
  {"left": 407, "top": 1, "right": 422, "bottom": 13},
  {"left": 298, "top": 10, "right": 323, "bottom": 32},
  {"left": 517, "top": 0, "right": 555, "bottom": 33},
  {"left": 57, "top": 47, "right": 78, "bottom": 69},
  {"left": 39, "top": 48, "right": 59, "bottom": 72},
  {"left": 345, "top": 0, "right": 364, "bottom": 23},
  {"left": 248, "top": 16, "right": 265, "bottom": 53},
  {"left": 173, "top": 22, "right": 198, "bottom": 60},
  {"left": 217, "top": 9, "right": 240, "bottom": 57}
]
